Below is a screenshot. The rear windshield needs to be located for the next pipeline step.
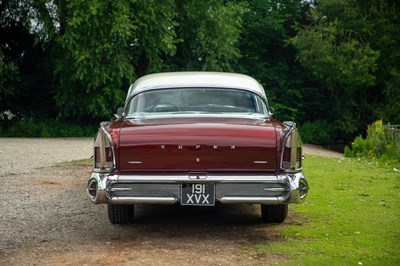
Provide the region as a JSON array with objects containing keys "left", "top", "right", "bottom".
[{"left": 126, "top": 88, "right": 269, "bottom": 117}]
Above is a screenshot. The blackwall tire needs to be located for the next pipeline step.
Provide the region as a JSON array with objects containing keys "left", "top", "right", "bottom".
[
  {"left": 261, "top": 204, "right": 288, "bottom": 223},
  {"left": 107, "top": 204, "right": 134, "bottom": 224}
]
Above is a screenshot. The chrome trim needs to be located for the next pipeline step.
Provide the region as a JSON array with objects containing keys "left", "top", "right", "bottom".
[
  {"left": 92, "top": 124, "right": 116, "bottom": 173},
  {"left": 188, "top": 172, "right": 207, "bottom": 180},
  {"left": 87, "top": 172, "right": 308, "bottom": 205},
  {"left": 116, "top": 174, "right": 286, "bottom": 183},
  {"left": 113, "top": 197, "right": 178, "bottom": 204},
  {"left": 128, "top": 161, "right": 143, "bottom": 164},
  {"left": 101, "top": 125, "right": 116, "bottom": 170},
  {"left": 288, "top": 173, "right": 309, "bottom": 203},
  {"left": 264, "top": 188, "right": 285, "bottom": 192},
  {"left": 219, "top": 196, "right": 287, "bottom": 204},
  {"left": 280, "top": 122, "right": 303, "bottom": 173},
  {"left": 124, "top": 113, "right": 269, "bottom": 120},
  {"left": 110, "top": 187, "right": 132, "bottom": 191},
  {"left": 253, "top": 161, "right": 268, "bottom": 164},
  {"left": 87, "top": 173, "right": 112, "bottom": 204}
]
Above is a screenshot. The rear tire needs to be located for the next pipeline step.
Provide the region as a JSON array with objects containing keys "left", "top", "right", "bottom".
[
  {"left": 261, "top": 204, "right": 288, "bottom": 223},
  {"left": 107, "top": 204, "right": 134, "bottom": 224}
]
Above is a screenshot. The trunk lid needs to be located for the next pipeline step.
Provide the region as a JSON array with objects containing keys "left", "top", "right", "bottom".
[{"left": 118, "top": 117, "right": 277, "bottom": 171}]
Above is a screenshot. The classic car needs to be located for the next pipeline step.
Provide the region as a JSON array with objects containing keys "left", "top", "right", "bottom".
[{"left": 87, "top": 72, "right": 309, "bottom": 224}]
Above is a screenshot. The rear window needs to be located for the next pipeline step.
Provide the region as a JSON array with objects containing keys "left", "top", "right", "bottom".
[{"left": 126, "top": 88, "right": 269, "bottom": 117}]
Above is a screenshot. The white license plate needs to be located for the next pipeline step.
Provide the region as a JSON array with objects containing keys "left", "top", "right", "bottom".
[{"left": 181, "top": 183, "right": 215, "bottom": 206}]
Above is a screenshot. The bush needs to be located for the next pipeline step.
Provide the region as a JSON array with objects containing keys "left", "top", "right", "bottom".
[
  {"left": 299, "top": 120, "right": 334, "bottom": 145},
  {"left": 344, "top": 120, "right": 400, "bottom": 163},
  {"left": 0, "top": 117, "right": 97, "bottom": 137},
  {"left": 343, "top": 135, "right": 372, "bottom": 157}
]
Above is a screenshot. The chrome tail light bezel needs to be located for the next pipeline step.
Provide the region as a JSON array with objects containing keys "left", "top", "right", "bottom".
[
  {"left": 93, "top": 123, "right": 116, "bottom": 173},
  {"left": 281, "top": 121, "right": 303, "bottom": 173}
]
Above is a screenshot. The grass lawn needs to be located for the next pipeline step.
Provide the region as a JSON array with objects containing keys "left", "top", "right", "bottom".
[{"left": 256, "top": 156, "right": 400, "bottom": 265}]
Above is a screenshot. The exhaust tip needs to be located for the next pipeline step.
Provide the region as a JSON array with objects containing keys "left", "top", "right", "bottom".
[
  {"left": 87, "top": 173, "right": 110, "bottom": 204},
  {"left": 88, "top": 179, "right": 98, "bottom": 201},
  {"left": 298, "top": 179, "right": 309, "bottom": 200}
]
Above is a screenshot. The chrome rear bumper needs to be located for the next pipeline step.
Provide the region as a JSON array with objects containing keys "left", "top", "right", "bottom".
[{"left": 87, "top": 172, "right": 308, "bottom": 205}]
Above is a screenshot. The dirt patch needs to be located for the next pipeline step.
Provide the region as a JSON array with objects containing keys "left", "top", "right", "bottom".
[{"left": 303, "top": 144, "right": 343, "bottom": 158}]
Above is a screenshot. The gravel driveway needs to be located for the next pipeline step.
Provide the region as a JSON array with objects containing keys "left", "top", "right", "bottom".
[
  {"left": 0, "top": 138, "right": 92, "bottom": 176},
  {"left": 0, "top": 138, "right": 342, "bottom": 265}
]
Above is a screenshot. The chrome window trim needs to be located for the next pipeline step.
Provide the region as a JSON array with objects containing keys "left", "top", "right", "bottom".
[{"left": 124, "top": 113, "right": 270, "bottom": 120}]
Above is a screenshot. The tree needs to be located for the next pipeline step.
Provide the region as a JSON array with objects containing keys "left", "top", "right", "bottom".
[
  {"left": 3, "top": 0, "right": 398, "bottom": 143},
  {"left": 236, "top": 0, "right": 312, "bottom": 121},
  {"left": 0, "top": 0, "right": 55, "bottom": 118},
  {"left": 165, "top": 0, "right": 244, "bottom": 72},
  {"left": 1, "top": 0, "right": 246, "bottom": 121},
  {"left": 0, "top": 46, "right": 18, "bottom": 110},
  {"left": 55, "top": 0, "right": 245, "bottom": 119},
  {"left": 292, "top": 0, "right": 399, "bottom": 139},
  {"left": 54, "top": 0, "right": 178, "bottom": 119}
]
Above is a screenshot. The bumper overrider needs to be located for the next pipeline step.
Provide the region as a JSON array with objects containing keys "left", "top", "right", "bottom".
[{"left": 87, "top": 172, "right": 309, "bottom": 205}]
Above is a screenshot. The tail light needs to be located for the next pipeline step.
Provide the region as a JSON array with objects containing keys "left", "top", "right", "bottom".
[
  {"left": 281, "top": 122, "right": 302, "bottom": 173},
  {"left": 93, "top": 124, "right": 115, "bottom": 172}
]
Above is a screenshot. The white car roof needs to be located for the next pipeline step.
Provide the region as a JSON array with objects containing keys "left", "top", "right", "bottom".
[{"left": 126, "top": 72, "right": 266, "bottom": 103}]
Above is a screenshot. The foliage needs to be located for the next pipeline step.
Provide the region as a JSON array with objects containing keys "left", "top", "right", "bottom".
[
  {"left": 0, "top": 117, "right": 96, "bottom": 137},
  {"left": 55, "top": 0, "right": 179, "bottom": 119},
  {"left": 0, "top": 0, "right": 399, "bottom": 141},
  {"left": 299, "top": 120, "right": 334, "bottom": 145},
  {"left": 0, "top": 0, "right": 55, "bottom": 118},
  {"left": 166, "top": 0, "right": 244, "bottom": 72},
  {"left": 245, "top": 155, "right": 400, "bottom": 265},
  {"left": 344, "top": 120, "right": 400, "bottom": 163},
  {"left": 0, "top": 46, "right": 18, "bottom": 103},
  {"left": 343, "top": 135, "right": 372, "bottom": 157},
  {"left": 292, "top": 0, "right": 400, "bottom": 138},
  {"left": 236, "top": 0, "right": 312, "bottom": 122}
]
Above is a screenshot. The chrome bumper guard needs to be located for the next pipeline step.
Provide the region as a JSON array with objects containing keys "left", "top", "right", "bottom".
[{"left": 87, "top": 172, "right": 309, "bottom": 205}]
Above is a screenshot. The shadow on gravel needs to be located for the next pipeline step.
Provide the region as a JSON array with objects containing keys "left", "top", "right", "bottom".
[
  {"left": 114, "top": 204, "right": 268, "bottom": 240},
  {"left": 135, "top": 203, "right": 261, "bottom": 226},
  {"left": 91, "top": 203, "right": 279, "bottom": 243}
]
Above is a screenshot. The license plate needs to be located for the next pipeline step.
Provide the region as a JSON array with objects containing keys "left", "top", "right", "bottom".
[{"left": 181, "top": 183, "right": 215, "bottom": 206}]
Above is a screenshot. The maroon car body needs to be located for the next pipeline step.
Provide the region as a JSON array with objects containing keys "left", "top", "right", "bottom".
[{"left": 87, "top": 72, "right": 309, "bottom": 224}]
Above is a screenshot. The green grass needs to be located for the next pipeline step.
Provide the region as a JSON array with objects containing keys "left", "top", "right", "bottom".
[{"left": 251, "top": 156, "right": 400, "bottom": 265}]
